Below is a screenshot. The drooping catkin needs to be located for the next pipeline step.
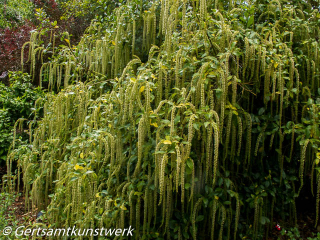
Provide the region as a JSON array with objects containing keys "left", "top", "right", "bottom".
[
  {"left": 237, "top": 116, "right": 243, "bottom": 156},
  {"left": 192, "top": 198, "right": 203, "bottom": 240},
  {"left": 224, "top": 111, "right": 233, "bottom": 163},
  {"left": 231, "top": 124, "right": 236, "bottom": 161},
  {"left": 311, "top": 60, "right": 315, "bottom": 93},
  {"left": 234, "top": 193, "right": 240, "bottom": 240},
  {"left": 159, "top": 154, "right": 168, "bottom": 205},
  {"left": 189, "top": 158, "right": 195, "bottom": 202},
  {"left": 175, "top": 49, "right": 182, "bottom": 88},
  {"left": 245, "top": 113, "right": 252, "bottom": 166},
  {"left": 243, "top": 37, "right": 249, "bottom": 78},
  {"left": 176, "top": 144, "right": 181, "bottom": 192},
  {"left": 212, "top": 122, "right": 219, "bottom": 185},
  {"left": 165, "top": 179, "right": 172, "bottom": 233},
  {"left": 132, "top": 20, "right": 136, "bottom": 57},
  {"left": 254, "top": 124, "right": 267, "bottom": 156},
  {"left": 170, "top": 106, "right": 176, "bottom": 136},
  {"left": 218, "top": 205, "right": 226, "bottom": 240},
  {"left": 272, "top": 71, "right": 277, "bottom": 101},
  {"left": 299, "top": 139, "right": 309, "bottom": 194},
  {"left": 211, "top": 198, "right": 218, "bottom": 240},
  {"left": 220, "top": 70, "right": 226, "bottom": 136},
  {"left": 315, "top": 175, "right": 320, "bottom": 227},
  {"left": 136, "top": 196, "right": 141, "bottom": 236},
  {"left": 232, "top": 76, "right": 237, "bottom": 105},
  {"left": 206, "top": 124, "right": 213, "bottom": 183},
  {"left": 143, "top": 187, "right": 148, "bottom": 236},
  {"left": 187, "top": 115, "right": 196, "bottom": 158},
  {"left": 200, "top": 83, "right": 205, "bottom": 109},
  {"left": 289, "top": 125, "right": 295, "bottom": 161},
  {"left": 133, "top": 115, "right": 145, "bottom": 177},
  {"left": 181, "top": 155, "right": 186, "bottom": 203},
  {"left": 200, "top": 0, "right": 207, "bottom": 22},
  {"left": 21, "top": 42, "right": 31, "bottom": 72},
  {"left": 307, "top": 59, "right": 310, "bottom": 85},
  {"left": 253, "top": 197, "right": 260, "bottom": 238}
]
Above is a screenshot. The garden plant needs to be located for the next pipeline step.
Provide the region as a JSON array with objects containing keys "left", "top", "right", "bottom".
[{"left": 4, "top": 0, "right": 320, "bottom": 239}]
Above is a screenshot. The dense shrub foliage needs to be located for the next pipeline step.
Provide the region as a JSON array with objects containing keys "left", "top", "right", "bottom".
[
  {"left": 0, "top": 72, "right": 44, "bottom": 163},
  {"left": 0, "top": 0, "right": 34, "bottom": 29},
  {"left": 6, "top": 0, "right": 320, "bottom": 239}
]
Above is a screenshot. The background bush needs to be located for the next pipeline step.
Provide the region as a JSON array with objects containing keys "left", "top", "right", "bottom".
[{"left": 0, "top": 71, "right": 44, "bottom": 162}]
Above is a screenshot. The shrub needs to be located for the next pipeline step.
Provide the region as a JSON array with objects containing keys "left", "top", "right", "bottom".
[
  {"left": 6, "top": 0, "right": 320, "bottom": 239},
  {"left": 0, "top": 71, "right": 44, "bottom": 163},
  {"left": 0, "top": 0, "right": 34, "bottom": 29}
]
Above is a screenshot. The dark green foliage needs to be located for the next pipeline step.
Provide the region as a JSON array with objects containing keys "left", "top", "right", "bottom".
[{"left": 0, "top": 72, "right": 44, "bottom": 162}]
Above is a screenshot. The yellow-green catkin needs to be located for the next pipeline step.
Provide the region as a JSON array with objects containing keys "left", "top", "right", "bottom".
[
  {"left": 315, "top": 175, "right": 320, "bottom": 227},
  {"left": 176, "top": 145, "right": 181, "bottom": 192},
  {"left": 245, "top": 113, "right": 252, "bottom": 166},
  {"left": 299, "top": 139, "right": 309, "bottom": 194},
  {"left": 234, "top": 193, "right": 240, "bottom": 240},
  {"left": 133, "top": 116, "right": 146, "bottom": 177},
  {"left": 211, "top": 198, "right": 218, "bottom": 240},
  {"left": 212, "top": 122, "right": 219, "bottom": 185},
  {"left": 218, "top": 206, "right": 226, "bottom": 240},
  {"left": 192, "top": 198, "right": 203, "bottom": 240},
  {"left": 237, "top": 116, "right": 242, "bottom": 156},
  {"left": 132, "top": 20, "right": 136, "bottom": 57},
  {"left": 159, "top": 154, "right": 168, "bottom": 205}
]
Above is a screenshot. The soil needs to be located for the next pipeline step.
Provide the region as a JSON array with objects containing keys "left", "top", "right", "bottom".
[
  {"left": 0, "top": 165, "right": 37, "bottom": 226},
  {"left": 6, "top": 194, "right": 37, "bottom": 225}
]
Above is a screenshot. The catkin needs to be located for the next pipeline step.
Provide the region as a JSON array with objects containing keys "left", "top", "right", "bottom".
[
  {"left": 159, "top": 154, "right": 168, "bottom": 205},
  {"left": 315, "top": 175, "right": 320, "bottom": 227},
  {"left": 218, "top": 206, "right": 226, "bottom": 240},
  {"left": 245, "top": 113, "right": 252, "bottom": 166},
  {"left": 176, "top": 145, "right": 181, "bottom": 192},
  {"left": 254, "top": 124, "right": 267, "bottom": 156},
  {"left": 192, "top": 198, "right": 203, "bottom": 240},
  {"left": 237, "top": 116, "right": 243, "bottom": 156},
  {"left": 133, "top": 116, "right": 145, "bottom": 177},
  {"left": 136, "top": 197, "right": 141, "bottom": 236},
  {"left": 299, "top": 139, "right": 309, "bottom": 194},
  {"left": 211, "top": 199, "right": 218, "bottom": 240},
  {"left": 234, "top": 193, "right": 240, "bottom": 240},
  {"left": 212, "top": 122, "right": 219, "bottom": 186}
]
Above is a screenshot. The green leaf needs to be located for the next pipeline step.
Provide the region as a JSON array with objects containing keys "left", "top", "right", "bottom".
[
  {"left": 247, "top": 16, "right": 254, "bottom": 27},
  {"left": 258, "top": 107, "right": 265, "bottom": 115},
  {"left": 260, "top": 216, "right": 269, "bottom": 225},
  {"left": 70, "top": 177, "right": 78, "bottom": 182},
  {"left": 196, "top": 215, "right": 204, "bottom": 222},
  {"left": 187, "top": 158, "right": 193, "bottom": 169},
  {"left": 183, "top": 231, "right": 189, "bottom": 239},
  {"left": 155, "top": 151, "right": 166, "bottom": 154},
  {"left": 225, "top": 178, "right": 231, "bottom": 188}
]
